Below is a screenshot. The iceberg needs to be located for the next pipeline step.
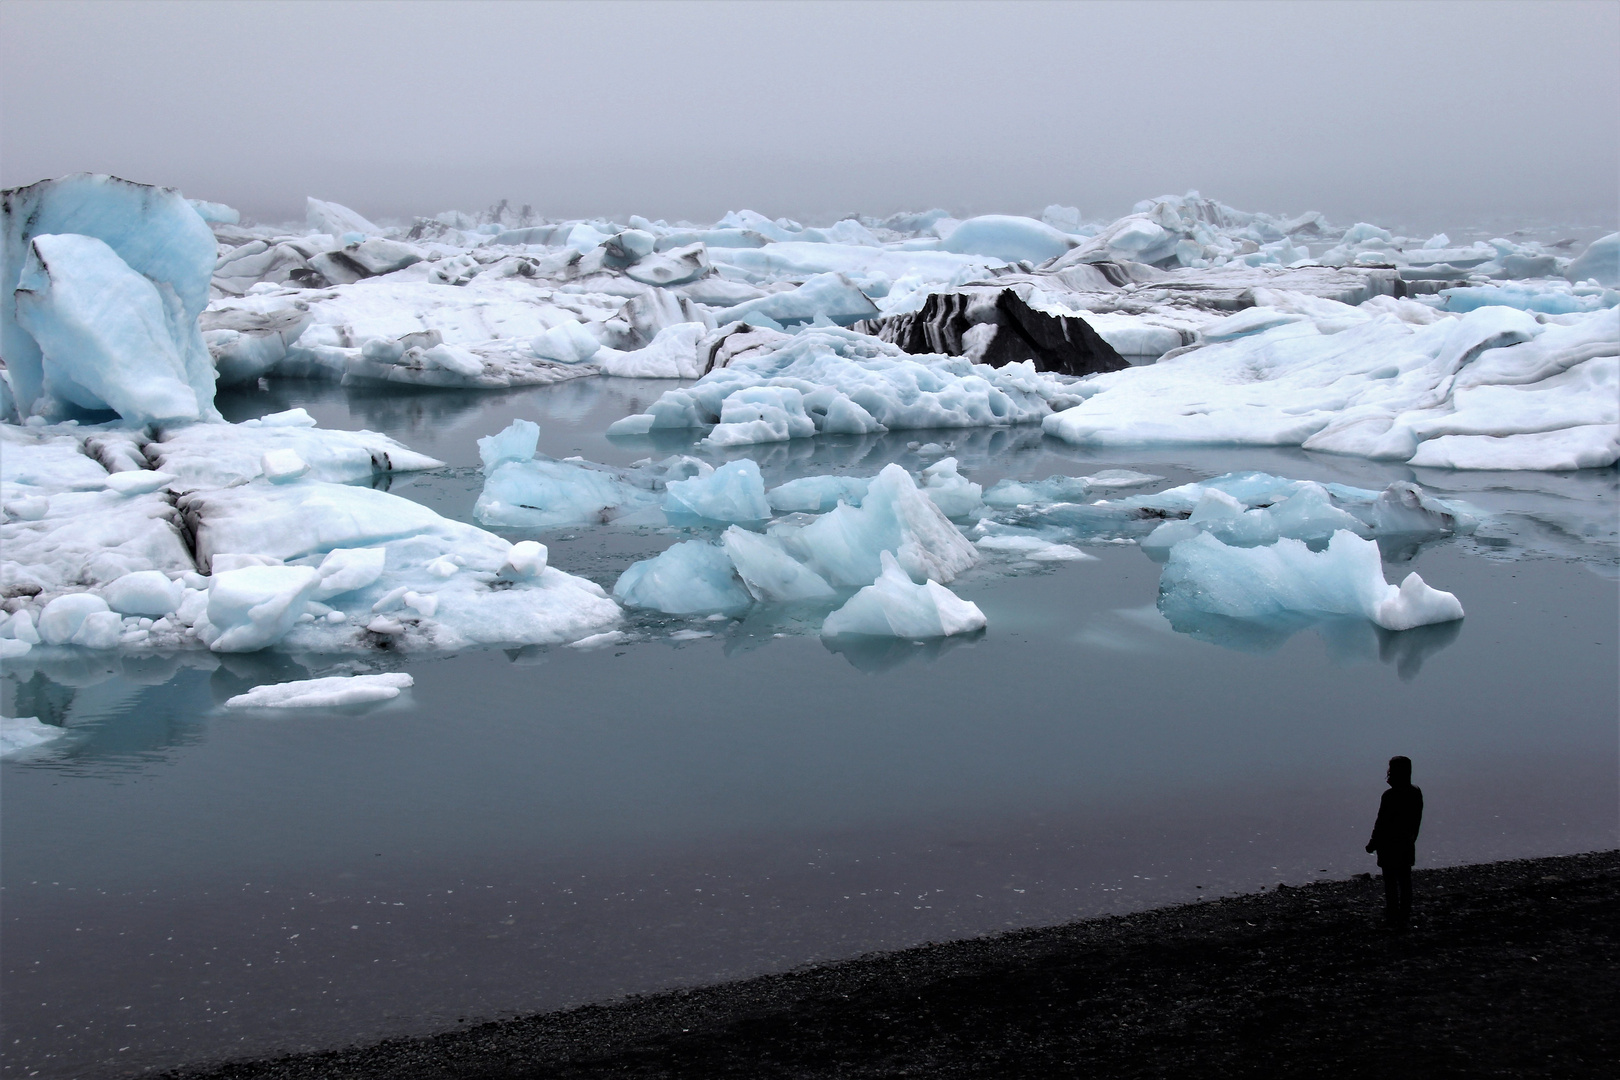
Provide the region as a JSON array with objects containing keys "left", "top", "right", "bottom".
[
  {"left": 203, "top": 564, "right": 323, "bottom": 653},
  {"left": 767, "top": 474, "right": 869, "bottom": 512},
  {"left": 306, "top": 197, "right": 381, "bottom": 239},
  {"left": 663, "top": 458, "right": 771, "bottom": 523},
  {"left": 1159, "top": 530, "right": 1463, "bottom": 632},
  {"left": 596, "top": 322, "right": 707, "bottom": 378},
  {"left": 721, "top": 526, "right": 836, "bottom": 603},
  {"left": 782, "top": 464, "right": 979, "bottom": 587},
  {"left": 3, "top": 174, "right": 219, "bottom": 422},
  {"left": 609, "top": 326, "right": 1076, "bottom": 444},
  {"left": 1044, "top": 304, "right": 1619, "bottom": 470},
  {"left": 1565, "top": 232, "right": 1618, "bottom": 287},
  {"left": 1, "top": 715, "right": 67, "bottom": 758},
  {"left": 822, "top": 551, "right": 986, "bottom": 638},
  {"left": 612, "top": 538, "right": 751, "bottom": 614},
  {"left": 225, "top": 672, "right": 414, "bottom": 709},
  {"left": 941, "top": 216, "right": 1075, "bottom": 264}
]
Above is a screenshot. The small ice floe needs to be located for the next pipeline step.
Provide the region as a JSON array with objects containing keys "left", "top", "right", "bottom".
[
  {"left": 0, "top": 715, "right": 68, "bottom": 758},
  {"left": 822, "top": 551, "right": 986, "bottom": 639},
  {"left": 225, "top": 672, "right": 414, "bottom": 709}
]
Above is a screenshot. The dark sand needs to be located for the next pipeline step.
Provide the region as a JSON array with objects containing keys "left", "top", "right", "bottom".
[{"left": 160, "top": 851, "right": 1618, "bottom": 1079}]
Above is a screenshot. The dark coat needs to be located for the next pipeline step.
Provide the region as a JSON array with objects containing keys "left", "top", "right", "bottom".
[{"left": 1368, "top": 783, "right": 1424, "bottom": 868}]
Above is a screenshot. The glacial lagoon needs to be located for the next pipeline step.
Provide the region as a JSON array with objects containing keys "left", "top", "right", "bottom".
[{"left": 4, "top": 376, "right": 1614, "bottom": 1078}]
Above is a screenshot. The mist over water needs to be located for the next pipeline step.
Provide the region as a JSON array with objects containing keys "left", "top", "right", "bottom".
[{"left": 3, "top": 1, "right": 1617, "bottom": 228}]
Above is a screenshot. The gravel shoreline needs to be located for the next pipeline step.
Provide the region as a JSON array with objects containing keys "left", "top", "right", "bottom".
[{"left": 162, "top": 850, "right": 1619, "bottom": 1079}]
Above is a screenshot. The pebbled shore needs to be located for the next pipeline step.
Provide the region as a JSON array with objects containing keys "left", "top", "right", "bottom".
[{"left": 161, "top": 851, "right": 1619, "bottom": 1079}]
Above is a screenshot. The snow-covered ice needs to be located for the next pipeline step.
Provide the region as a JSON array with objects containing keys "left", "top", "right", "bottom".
[{"left": 225, "top": 672, "right": 414, "bottom": 708}]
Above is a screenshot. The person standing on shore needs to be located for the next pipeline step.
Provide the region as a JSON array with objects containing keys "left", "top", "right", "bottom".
[{"left": 1365, "top": 756, "right": 1423, "bottom": 928}]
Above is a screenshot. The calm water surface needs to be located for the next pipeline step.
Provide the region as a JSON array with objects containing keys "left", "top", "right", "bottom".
[{"left": 4, "top": 378, "right": 1616, "bottom": 1078}]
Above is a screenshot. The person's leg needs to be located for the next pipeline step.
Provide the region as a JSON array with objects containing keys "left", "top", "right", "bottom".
[
  {"left": 1382, "top": 869, "right": 1399, "bottom": 924},
  {"left": 1395, "top": 866, "right": 1413, "bottom": 924}
]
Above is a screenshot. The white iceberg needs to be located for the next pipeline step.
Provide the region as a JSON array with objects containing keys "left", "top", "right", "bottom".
[
  {"left": 822, "top": 551, "right": 986, "bottom": 638},
  {"left": 1045, "top": 304, "right": 1618, "bottom": 470},
  {"left": 609, "top": 326, "right": 1075, "bottom": 444},
  {"left": 225, "top": 672, "right": 414, "bottom": 709},
  {"left": 1, "top": 715, "right": 67, "bottom": 758}
]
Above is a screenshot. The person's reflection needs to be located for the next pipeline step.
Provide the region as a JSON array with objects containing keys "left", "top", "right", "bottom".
[{"left": 1365, "top": 755, "right": 1424, "bottom": 929}]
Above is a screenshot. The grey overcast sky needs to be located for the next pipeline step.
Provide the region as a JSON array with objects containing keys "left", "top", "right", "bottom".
[{"left": 2, "top": 0, "right": 1616, "bottom": 230}]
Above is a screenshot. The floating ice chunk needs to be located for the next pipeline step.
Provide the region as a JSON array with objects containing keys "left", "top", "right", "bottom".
[
  {"left": 1045, "top": 304, "right": 1616, "bottom": 470},
  {"left": 37, "top": 593, "right": 113, "bottom": 645},
  {"left": 613, "top": 539, "right": 750, "bottom": 614},
  {"left": 261, "top": 448, "right": 310, "bottom": 484},
  {"left": 722, "top": 526, "right": 835, "bottom": 602},
  {"left": 1566, "top": 232, "right": 1619, "bottom": 287},
  {"left": 478, "top": 418, "right": 540, "bottom": 471},
  {"left": 1268, "top": 482, "right": 1367, "bottom": 541},
  {"left": 103, "top": 570, "right": 183, "bottom": 616},
  {"left": 822, "top": 551, "right": 986, "bottom": 638},
  {"left": 1, "top": 716, "right": 65, "bottom": 758},
  {"left": 613, "top": 327, "right": 1069, "bottom": 444},
  {"left": 705, "top": 386, "right": 819, "bottom": 446},
  {"left": 532, "top": 319, "right": 602, "bottom": 363},
  {"left": 14, "top": 234, "right": 205, "bottom": 423},
  {"left": 1083, "top": 469, "right": 1164, "bottom": 489},
  {"left": 1369, "top": 482, "right": 1472, "bottom": 535},
  {"left": 1187, "top": 488, "right": 1278, "bottom": 546},
  {"left": 182, "top": 482, "right": 442, "bottom": 567},
  {"left": 918, "top": 457, "right": 982, "bottom": 518},
  {"left": 1042, "top": 205, "right": 1082, "bottom": 233},
  {"left": 1138, "top": 520, "right": 1203, "bottom": 558},
  {"left": 663, "top": 458, "right": 770, "bottom": 523},
  {"left": 974, "top": 534, "right": 1096, "bottom": 561},
  {"left": 0, "top": 639, "right": 32, "bottom": 660},
  {"left": 622, "top": 243, "right": 711, "bottom": 287},
  {"left": 153, "top": 412, "right": 442, "bottom": 487},
  {"left": 226, "top": 672, "right": 413, "bottom": 709},
  {"left": 188, "top": 199, "right": 240, "bottom": 225},
  {"left": 713, "top": 272, "right": 880, "bottom": 327},
  {"left": 1, "top": 609, "right": 41, "bottom": 644},
  {"left": 941, "top": 216, "right": 1074, "bottom": 264},
  {"left": 313, "top": 547, "right": 387, "bottom": 599},
  {"left": 306, "top": 197, "right": 380, "bottom": 239},
  {"left": 3, "top": 174, "right": 219, "bottom": 421},
  {"left": 420, "top": 343, "right": 484, "bottom": 378},
  {"left": 1159, "top": 530, "right": 1462, "bottom": 632},
  {"left": 476, "top": 455, "right": 660, "bottom": 528},
  {"left": 767, "top": 474, "right": 869, "bottom": 513},
  {"left": 204, "top": 564, "right": 323, "bottom": 652},
  {"left": 982, "top": 475, "right": 1093, "bottom": 508},
  {"left": 568, "top": 630, "right": 627, "bottom": 649},
  {"left": 785, "top": 464, "right": 979, "bottom": 586},
  {"left": 596, "top": 322, "right": 706, "bottom": 378},
  {"left": 498, "top": 541, "right": 548, "bottom": 579}
]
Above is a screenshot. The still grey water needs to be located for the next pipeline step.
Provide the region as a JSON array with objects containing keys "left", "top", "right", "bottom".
[{"left": 4, "top": 377, "right": 1616, "bottom": 1078}]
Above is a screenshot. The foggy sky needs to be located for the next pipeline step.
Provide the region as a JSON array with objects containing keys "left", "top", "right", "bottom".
[{"left": 2, "top": 0, "right": 1616, "bottom": 232}]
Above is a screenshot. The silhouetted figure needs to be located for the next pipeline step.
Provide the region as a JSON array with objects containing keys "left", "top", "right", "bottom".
[{"left": 1365, "top": 755, "right": 1423, "bottom": 927}]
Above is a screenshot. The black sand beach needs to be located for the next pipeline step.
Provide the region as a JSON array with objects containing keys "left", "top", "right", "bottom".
[{"left": 159, "top": 850, "right": 1619, "bottom": 1079}]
